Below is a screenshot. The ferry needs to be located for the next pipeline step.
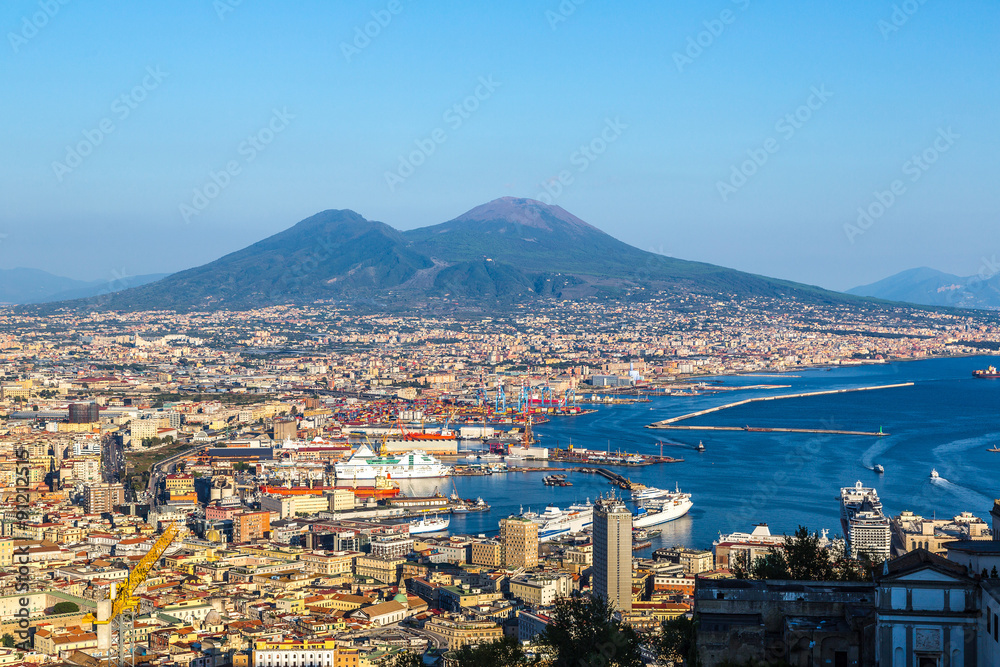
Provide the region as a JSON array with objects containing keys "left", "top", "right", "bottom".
[
  {"left": 334, "top": 444, "right": 450, "bottom": 480},
  {"left": 515, "top": 502, "right": 593, "bottom": 541},
  {"left": 409, "top": 515, "right": 450, "bottom": 534},
  {"left": 632, "top": 487, "right": 670, "bottom": 501},
  {"left": 632, "top": 487, "right": 693, "bottom": 528}
]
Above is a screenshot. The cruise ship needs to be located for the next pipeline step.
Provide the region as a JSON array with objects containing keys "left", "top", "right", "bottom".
[
  {"left": 516, "top": 502, "right": 593, "bottom": 541},
  {"left": 632, "top": 487, "right": 693, "bottom": 528},
  {"left": 839, "top": 481, "right": 891, "bottom": 560},
  {"left": 334, "top": 444, "right": 450, "bottom": 480}
]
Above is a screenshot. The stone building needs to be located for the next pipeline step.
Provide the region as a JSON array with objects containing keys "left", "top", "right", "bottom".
[
  {"left": 694, "top": 578, "right": 876, "bottom": 666},
  {"left": 874, "top": 549, "right": 981, "bottom": 666}
]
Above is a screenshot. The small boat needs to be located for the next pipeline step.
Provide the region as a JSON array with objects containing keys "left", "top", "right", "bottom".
[
  {"left": 874, "top": 464, "right": 884, "bottom": 474},
  {"left": 930, "top": 469, "right": 939, "bottom": 480},
  {"left": 696, "top": 441, "right": 705, "bottom": 452},
  {"left": 988, "top": 446, "right": 1000, "bottom": 452}
]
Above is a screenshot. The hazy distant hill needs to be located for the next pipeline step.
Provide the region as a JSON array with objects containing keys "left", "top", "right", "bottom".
[
  {"left": 0, "top": 268, "right": 166, "bottom": 304},
  {"left": 45, "top": 197, "right": 865, "bottom": 311},
  {"left": 848, "top": 267, "right": 1000, "bottom": 310}
]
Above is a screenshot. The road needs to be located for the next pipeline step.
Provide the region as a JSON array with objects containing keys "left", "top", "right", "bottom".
[{"left": 142, "top": 442, "right": 207, "bottom": 507}]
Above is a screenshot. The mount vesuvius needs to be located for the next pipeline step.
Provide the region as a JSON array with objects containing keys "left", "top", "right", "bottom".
[{"left": 46, "top": 198, "right": 862, "bottom": 312}]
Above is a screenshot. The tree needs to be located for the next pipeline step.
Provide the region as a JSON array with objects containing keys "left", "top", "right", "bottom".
[
  {"left": 731, "top": 526, "right": 877, "bottom": 582},
  {"left": 52, "top": 601, "right": 79, "bottom": 614},
  {"left": 384, "top": 652, "right": 421, "bottom": 667},
  {"left": 1, "top": 634, "right": 14, "bottom": 648},
  {"left": 450, "top": 636, "right": 527, "bottom": 667},
  {"left": 536, "top": 596, "right": 643, "bottom": 667},
  {"left": 659, "top": 614, "right": 699, "bottom": 666}
]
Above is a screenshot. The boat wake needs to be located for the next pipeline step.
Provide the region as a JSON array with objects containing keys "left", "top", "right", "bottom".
[
  {"left": 930, "top": 476, "right": 993, "bottom": 509},
  {"left": 860, "top": 438, "right": 895, "bottom": 470},
  {"left": 931, "top": 432, "right": 1000, "bottom": 457}
]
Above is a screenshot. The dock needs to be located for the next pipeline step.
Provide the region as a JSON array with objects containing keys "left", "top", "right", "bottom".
[
  {"left": 646, "top": 382, "right": 913, "bottom": 434},
  {"left": 653, "top": 425, "right": 888, "bottom": 436},
  {"left": 593, "top": 467, "right": 635, "bottom": 489}
]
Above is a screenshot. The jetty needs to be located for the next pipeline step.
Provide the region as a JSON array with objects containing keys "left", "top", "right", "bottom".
[{"left": 645, "top": 382, "right": 913, "bottom": 434}]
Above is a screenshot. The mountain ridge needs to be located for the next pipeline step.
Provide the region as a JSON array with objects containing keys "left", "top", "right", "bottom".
[
  {"left": 31, "top": 198, "right": 872, "bottom": 312},
  {"left": 848, "top": 266, "right": 1000, "bottom": 310}
]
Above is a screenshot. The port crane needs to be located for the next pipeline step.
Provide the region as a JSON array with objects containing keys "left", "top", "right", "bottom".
[
  {"left": 97, "top": 522, "right": 179, "bottom": 667},
  {"left": 494, "top": 378, "right": 506, "bottom": 413}
]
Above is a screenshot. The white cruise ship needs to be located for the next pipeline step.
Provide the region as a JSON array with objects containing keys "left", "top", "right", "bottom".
[
  {"left": 632, "top": 488, "right": 693, "bottom": 528},
  {"left": 840, "top": 481, "right": 890, "bottom": 560},
  {"left": 334, "top": 444, "right": 450, "bottom": 480},
  {"left": 516, "top": 502, "right": 593, "bottom": 541}
]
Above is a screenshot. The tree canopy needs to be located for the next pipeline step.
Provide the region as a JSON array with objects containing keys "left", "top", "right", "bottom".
[
  {"left": 658, "top": 614, "right": 699, "bottom": 666},
  {"left": 730, "top": 526, "right": 878, "bottom": 582},
  {"left": 450, "top": 636, "right": 527, "bottom": 667},
  {"left": 52, "top": 601, "right": 80, "bottom": 614},
  {"left": 536, "top": 596, "right": 643, "bottom": 667}
]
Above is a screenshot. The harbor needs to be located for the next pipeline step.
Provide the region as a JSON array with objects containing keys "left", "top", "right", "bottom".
[
  {"left": 646, "top": 382, "right": 914, "bottom": 434},
  {"left": 424, "top": 358, "right": 999, "bottom": 551}
]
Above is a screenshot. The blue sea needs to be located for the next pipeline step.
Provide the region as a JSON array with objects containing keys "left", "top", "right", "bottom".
[{"left": 395, "top": 356, "right": 1000, "bottom": 553}]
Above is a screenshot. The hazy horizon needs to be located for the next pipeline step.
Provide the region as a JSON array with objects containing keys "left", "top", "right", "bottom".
[{"left": 3, "top": 2, "right": 997, "bottom": 290}]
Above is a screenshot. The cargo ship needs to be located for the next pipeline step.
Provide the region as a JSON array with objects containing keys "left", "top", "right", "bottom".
[{"left": 973, "top": 366, "right": 1000, "bottom": 378}]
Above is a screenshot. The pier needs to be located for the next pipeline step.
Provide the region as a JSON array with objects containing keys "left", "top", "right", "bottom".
[
  {"left": 646, "top": 382, "right": 913, "bottom": 433},
  {"left": 593, "top": 467, "right": 634, "bottom": 489}
]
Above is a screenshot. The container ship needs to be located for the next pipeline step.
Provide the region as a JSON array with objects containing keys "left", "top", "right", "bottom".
[
  {"left": 515, "top": 502, "right": 593, "bottom": 541},
  {"left": 334, "top": 444, "right": 451, "bottom": 480},
  {"left": 973, "top": 366, "right": 1000, "bottom": 378}
]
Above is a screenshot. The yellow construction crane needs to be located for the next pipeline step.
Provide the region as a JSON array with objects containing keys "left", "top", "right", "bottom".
[{"left": 97, "top": 523, "right": 179, "bottom": 667}]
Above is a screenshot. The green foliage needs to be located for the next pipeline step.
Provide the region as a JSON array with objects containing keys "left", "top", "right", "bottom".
[
  {"left": 52, "top": 601, "right": 79, "bottom": 614},
  {"left": 536, "top": 596, "right": 643, "bottom": 667},
  {"left": 730, "top": 526, "right": 878, "bottom": 582},
  {"left": 383, "top": 652, "right": 421, "bottom": 667},
  {"left": 450, "top": 636, "right": 526, "bottom": 667},
  {"left": 659, "top": 614, "right": 699, "bottom": 666},
  {"left": 1, "top": 634, "right": 15, "bottom": 647}
]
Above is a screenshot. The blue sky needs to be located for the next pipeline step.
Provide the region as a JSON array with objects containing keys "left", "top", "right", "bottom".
[{"left": 1, "top": 1, "right": 997, "bottom": 289}]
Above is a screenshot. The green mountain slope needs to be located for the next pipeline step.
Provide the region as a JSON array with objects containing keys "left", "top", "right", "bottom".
[{"left": 47, "top": 198, "right": 864, "bottom": 311}]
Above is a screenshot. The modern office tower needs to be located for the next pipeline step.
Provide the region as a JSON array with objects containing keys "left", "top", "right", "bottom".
[{"left": 593, "top": 494, "right": 632, "bottom": 612}]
